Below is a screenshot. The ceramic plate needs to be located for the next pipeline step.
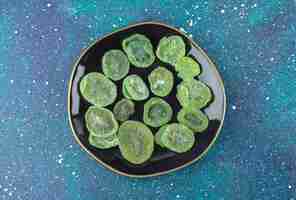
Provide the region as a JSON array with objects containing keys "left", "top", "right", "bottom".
[{"left": 68, "top": 22, "right": 226, "bottom": 178}]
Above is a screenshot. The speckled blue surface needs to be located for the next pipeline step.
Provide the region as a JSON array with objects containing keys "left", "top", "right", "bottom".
[{"left": 1, "top": 1, "right": 296, "bottom": 199}]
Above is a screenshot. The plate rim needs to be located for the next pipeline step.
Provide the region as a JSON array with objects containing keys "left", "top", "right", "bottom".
[{"left": 67, "top": 21, "right": 227, "bottom": 178}]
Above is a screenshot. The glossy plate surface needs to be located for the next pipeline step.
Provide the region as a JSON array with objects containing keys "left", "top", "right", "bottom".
[{"left": 68, "top": 22, "right": 226, "bottom": 177}]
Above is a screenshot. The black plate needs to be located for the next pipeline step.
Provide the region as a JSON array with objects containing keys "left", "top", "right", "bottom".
[{"left": 68, "top": 22, "right": 226, "bottom": 178}]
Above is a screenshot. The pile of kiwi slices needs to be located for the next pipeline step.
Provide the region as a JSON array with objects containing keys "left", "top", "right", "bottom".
[{"left": 79, "top": 33, "right": 213, "bottom": 165}]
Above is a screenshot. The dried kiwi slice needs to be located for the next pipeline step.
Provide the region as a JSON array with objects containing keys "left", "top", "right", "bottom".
[
  {"left": 156, "top": 35, "right": 186, "bottom": 66},
  {"left": 85, "top": 106, "right": 119, "bottom": 137},
  {"left": 113, "top": 98, "right": 135, "bottom": 122},
  {"left": 177, "top": 79, "right": 212, "bottom": 109},
  {"left": 122, "top": 34, "right": 155, "bottom": 68},
  {"left": 88, "top": 134, "right": 119, "bottom": 149},
  {"left": 161, "top": 123, "right": 195, "bottom": 153},
  {"left": 143, "top": 97, "right": 173, "bottom": 127},
  {"left": 148, "top": 66, "right": 174, "bottom": 97},
  {"left": 80, "top": 72, "right": 117, "bottom": 107},
  {"left": 177, "top": 108, "right": 209, "bottom": 133},
  {"left": 175, "top": 57, "right": 201, "bottom": 80},
  {"left": 122, "top": 75, "right": 149, "bottom": 101},
  {"left": 102, "top": 49, "right": 130, "bottom": 81},
  {"left": 118, "top": 121, "right": 154, "bottom": 164},
  {"left": 122, "top": 83, "right": 132, "bottom": 99},
  {"left": 155, "top": 125, "right": 169, "bottom": 147}
]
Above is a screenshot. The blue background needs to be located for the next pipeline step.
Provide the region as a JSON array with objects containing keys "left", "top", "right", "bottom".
[{"left": 0, "top": 0, "right": 295, "bottom": 199}]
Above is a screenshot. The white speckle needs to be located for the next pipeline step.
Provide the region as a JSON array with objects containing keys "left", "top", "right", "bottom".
[
  {"left": 270, "top": 57, "right": 275, "bottom": 62},
  {"left": 57, "top": 158, "right": 63, "bottom": 164},
  {"left": 112, "top": 24, "right": 118, "bottom": 28},
  {"left": 8, "top": 192, "right": 12, "bottom": 196},
  {"left": 10, "top": 79, "right": 14, "bottom": 84},
  {"left": 176, "top": 194, "right": 181, "bottom": 198},
  {"left": 144, "top": 8, "right": 148, "bottom": 12},
  {"left": 233, "top": 6, "right": 238, "bottom": 10},
  {"left": 32, "top": 80, "right": 36, "bottom": 84},
  {"left": 288, "top": 185, "right": 292, "bottom": 189},
  {"left": 45, "top": 81, "right": 49, "bottom": 85},
  {"left": 14, "top": 30, "right": 19, "bottom": 34},
  {"left": 185, "top": 9, "right": 190, "bottom": 15},
  {"left": 27, "top": 90, "right": 31, "bottom": 94},
  {"left": 119, "top": 17, "right": 122, "bottom": 22},
  {"left": 232, "top": 105, "right": 237, "bottom": 110},
  {"left": 197, "top": 16, "right": 201, "bottom": 20},
  {"left": 55, "top": 103, "right": 59, "bottom": 106},
  {"left": 3, "top": 188, "right": 8, "bottom": 192},
  {"left": 58, "top": 154, "right": 62, "bottom": 158},
  {"left": 72, "top": 171, "right": 76, "bottom": 176},
  {"left": 170, "top": 183, "right": 174, "bottom": 186},
  {"left": 25, "top": 15, "right": 30, "bottom": 19},
  {"left": 221, "top": 9, "right": 225, "bottom": 14},
  {"left": 189, "top": 34, "right": 193, "bottom": 38},
  {"left": 43, "top": 99, "right": 47, "bottom": 104},
  {"left": 193, "top": 5, "right": 199, "bottom": 9},
  {"left": 252, "top": 3, "right": 257, "bottom": 8},
  {"left": 247, "top": 29, "right": 250, "bottom": 33},
  {"left": 241, "top": 3, "right": 245, "bottom": 7},
  {"left": 46, "top": 3, "right": 52, "bottom": 7},
  {"left": 188, "top": 19, "right": 193, "bottom": 27},
  {"left": 265, "top": 96, "right": 270, "bottom": 101},
  {"left": 179, "top": 27, "right": 187, "bottom": 33},
  {"left": 53, "top": 28, "right": 59, "bottom": 32},
  {"left": 87, "top": 24, "right": 92, "bottom": 28}
]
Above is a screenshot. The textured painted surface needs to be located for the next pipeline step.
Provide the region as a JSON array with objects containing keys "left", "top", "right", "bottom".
[{"left": 0, "top": 1, "right": 296, "bottom": 199}]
